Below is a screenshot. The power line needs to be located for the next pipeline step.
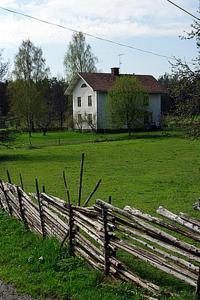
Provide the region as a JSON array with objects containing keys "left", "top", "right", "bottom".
[
  {"left": 166, "top": 0, "right": 200, "bottom": 21},
  {"left": 0, "top": 6, "right": 173, "bottom": 60}
]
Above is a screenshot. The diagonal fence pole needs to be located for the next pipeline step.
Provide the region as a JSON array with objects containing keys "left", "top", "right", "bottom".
[
  {"left": 83, "top": 179, "right": 102, "bottom": 207},
  {"left": 78, "top": 153, "right": 84, "bottom": 206}
]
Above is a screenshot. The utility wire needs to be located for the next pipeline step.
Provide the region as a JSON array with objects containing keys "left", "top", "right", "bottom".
[
  {"left": 0, "top": 6, "right": 173, "bottom": 60},
  {"left": 166, "top": 0, "right": 200, "bottom": 21}
]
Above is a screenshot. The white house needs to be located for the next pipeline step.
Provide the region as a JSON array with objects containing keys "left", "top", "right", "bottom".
[{"left": 66, "top": 68, "right": 166, "bottom": 132}]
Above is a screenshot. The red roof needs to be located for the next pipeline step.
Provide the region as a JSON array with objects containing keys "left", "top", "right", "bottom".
[{"left": 79, "top": 72, "right": 166, "bottom": 94}]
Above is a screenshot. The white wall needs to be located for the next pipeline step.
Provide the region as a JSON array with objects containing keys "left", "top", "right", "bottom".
[
  {"left": 73, "top": 78, "right": 97, "bottom": 130},
  {"left": 147, "top": 94, "right": 161, "bottom": 125},
  {"left": 97, "top": 92, "right": 107, "bottom": 130}
]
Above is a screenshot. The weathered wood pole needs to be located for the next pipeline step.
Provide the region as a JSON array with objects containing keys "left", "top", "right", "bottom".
[
  {"left": 196, "top": 267, "right": 200, "bottom": 299},
  {"left": 63, "top": 171, "right": 71, "bottom": 204},
  {"left": 6, "top": 170, "right": 12, "bottom": 184},
  {"left": 78, "top": 153, "right": 84, "bottom": 206},
  {"left": 0, "top": 181, "right": 4, "bottom": 210},
  {"left": 68, "top": 203, "right": 74, "bottom": 255},
  {"left": 108, "top": 196, "right": 112, "bottom": 204},
  {"left": 101, "top": 205, "right": 110, "bottom": 275},
  {"left": 17, "top": 186, "right": 28, "bottom": 229},
  {"left": 63, "top": 171, "right": 68, "bottom": 190},
  {"left": 0, "top": 179, "right": 12, "bottom": 216},
  {"left": 42, "top": 185, "right": 46, "bottom": 193},
  {"left": 19, "top": 173, "right": 24, "bottom": 190},
  {"left": 35, "top": 179, "right": 46, "bottom": 238}
]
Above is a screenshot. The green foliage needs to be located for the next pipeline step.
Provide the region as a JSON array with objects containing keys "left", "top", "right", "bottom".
[
  {"left": 168, "top": 12, "right": 200, "bottom": 136},
  {"left": 107, "top": 76, "right": 148, "bottom": 135},
  {"left": 0, "top": 81, "right": 9, "bottom": 117},
  {"left": 49, "top": 77, "right": 69, "bottom": 130},
  {"left": 8, "top": 80, "right": 42, "bottom": 135},
  {"left": 35, "top": 78, "right": 54, "bottom": 135},
  {"left": 8, "top": 78, "right": 69, "bottom": 134},
  {"left": 8, "top": 39, "right": 50, "bottom": 135},
  {"left": 64, "top": 32, "right": 98, "bottom": 81}
]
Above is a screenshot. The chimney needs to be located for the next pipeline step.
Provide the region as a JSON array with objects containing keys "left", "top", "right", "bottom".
[{"left": 111, "top": 67, "right": 120, "bottom": 76}]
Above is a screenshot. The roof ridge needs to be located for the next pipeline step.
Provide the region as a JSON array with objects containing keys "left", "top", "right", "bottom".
[{"left": 79, "top": 72, "right": 154, "bottom": 77}]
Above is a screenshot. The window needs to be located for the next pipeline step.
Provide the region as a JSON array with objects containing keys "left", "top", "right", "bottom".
[
  {"left": 77, "top": 97, "right": 81, "bottom": 107},
  {"left": 88, "top": 114, "right": 92, "bottom": 124},
  {"left": 81, "top": 83, "right": 87, "bottom": 88},
  {"left": 78, "top": 114, "right": 82, "bottom": 123},
  {"left": 88, "top": 95, "right": 92, "bottom": 106},
  {"left": 143, "top": 95, "right": 149, "bottom": 106}
]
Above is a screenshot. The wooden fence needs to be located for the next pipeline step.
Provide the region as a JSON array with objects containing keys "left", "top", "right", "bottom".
[{"left": 1, "top": 179, "right": 200, "bottom": 299}]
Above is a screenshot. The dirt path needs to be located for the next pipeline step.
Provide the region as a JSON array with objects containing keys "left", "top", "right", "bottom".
[{"left": 0, "top": 280, "right": 36, "bottom": 300}]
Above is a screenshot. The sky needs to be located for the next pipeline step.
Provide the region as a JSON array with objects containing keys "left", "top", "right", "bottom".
[{"left": 0, "top": 0, "right": 199, "bottom": 79}]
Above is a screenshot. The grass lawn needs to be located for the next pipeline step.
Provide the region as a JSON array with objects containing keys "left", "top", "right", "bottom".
[
  {"left": 0, "top": 211, "right": 144, "bottom": 300},
  {"left": 0, "top": 130, "right": 199, "bottom": 299}
]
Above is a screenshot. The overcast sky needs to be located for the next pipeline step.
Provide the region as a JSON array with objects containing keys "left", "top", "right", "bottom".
[{"left": 0, "top": 0, "right": 199, "bottom": 79}]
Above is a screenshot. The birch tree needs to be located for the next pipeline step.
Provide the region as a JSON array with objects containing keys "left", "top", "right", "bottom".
[
  {"left": 64, "top": 32, "right": 98, "bottom": 81},
  {"left": 10, "top": 39, "right": 50, "bottom": 136}
]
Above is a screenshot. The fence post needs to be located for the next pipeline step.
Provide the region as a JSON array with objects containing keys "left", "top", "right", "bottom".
[
  {"left": 35, "top": 179, "right": 46, "bottom": 238},
  {"left": 101, "top": 204, "right": 110, "bottom": 276},
  {"left": 196, "top": 267, "right": 200, "bottom": 299},
  {"left": 19, "top": 173, "right": 24, "bottom": 190},
  {"left": 78, "top": 153, "right": 84, "bottom": 206},
  {"left": 17, "top": 186, "right": 28, "bottom": 229},
  {"left": 42, "top": 185, "right": 46, "bottom": 193},
  {"left": 68, "top": 203, "right": 74, "bottom": 255},
  {"left": 63, "top": 171, "right": 71, "bottom": 204},
  {"left": 6, "top": 170, "right": 12, "bottom": 184},
  {"left": 0, "top": 179, "right": 12, "bottom": 216},
  {"left": 60, "top": 202, "right": 73, "bottom": 250}
]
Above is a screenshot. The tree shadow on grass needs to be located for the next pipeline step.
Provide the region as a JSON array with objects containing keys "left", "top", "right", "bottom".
[
  {"left": 94, "top": 131, "right": 182, "bottom": 144},
  {"left": 0, "top": 153, "right": 78, "bottom": 163}
]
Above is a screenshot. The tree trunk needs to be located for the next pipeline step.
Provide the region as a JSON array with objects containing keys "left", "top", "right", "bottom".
[
  {"left": 128, "top": 126, "right": 131, "bottom": 137},
  {"left": 60, "top": 112, "right": 63, "bottom": 131}
]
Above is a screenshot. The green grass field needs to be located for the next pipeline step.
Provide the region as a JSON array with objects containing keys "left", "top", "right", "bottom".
[{"left": 0, "top": 130, "right": 199, "bottom": 299}]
